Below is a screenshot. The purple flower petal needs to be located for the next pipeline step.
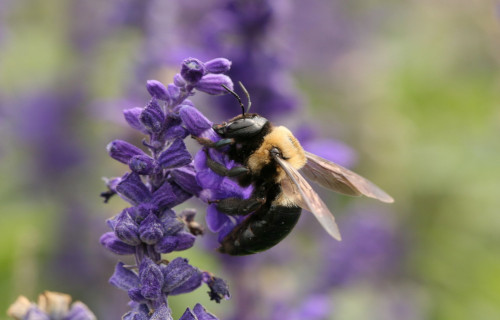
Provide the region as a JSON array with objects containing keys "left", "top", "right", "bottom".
[
  {"left": 149, "top": 304, "right": 173, "bottom": 320},
  {"left": 164, "top": 119, "right": 189, "bottom": 140},
  {"left": 173, "top": 74, "right": 186, "bottom": 87},
  {"left": 173, "top": 232, "right": 196, "bottom": 251},
  {"left": 140, "top": 98, "right": 165, "bottom": 133},
  {"left": 139, "top": 213, "right": 164, "bottom": 245},
  {"left": 107, "top": 140, "right": 146, "bottom": 164},
  {"left": 158, "top": 210, "right": 185, "bottom": 236},
  {"left": 139, "top": 257, "right": 163, "bottom": 300},
  {"left": 109, "top": 262, "right": 139, "bottom": 291},
  {"left": 193, "top": 304, "right": 218, "bottom": 320},
  {"left": 116, "top": 172, "right": 152, "bottom": 205},
  {"left": 162, "top": 258, "right": 200, "bottom": 293},
  {"left": 170, "top": 182, "right": 193, "bottom": 207},
  {"left": 204, "top": 276, "right": 230, "bottom": 303},
  {"left": 205, "top": 58, "right": 232, "bottom": 74},
  {"left": 154, "top": 235, "right": 178, "bottom": 254},
  {"left": 114, "top": 209, "right": 141, "bottom": 245},
  {"left": 167, "top": 84, "right": 181, "bottom": 102},
  {"left": 122, "top": 310, "right": 148, "bottom": 320},
  {"left": 129, "top": 154, "right": 157, "bottom": 175},
  {"left": 181, "top": 58, "right": 206, "bottom": 83},
  {"left": 146, "top": 80, "right": 170, "bottom": 101},
  {"left": 206, "top": 204, "right": 230, "bottom": 232},
  {"left": 100, "top": 232, "right": 136, "bottom": 255},
  {"left": 158, "top": 139, "right": 192, "bottom": 169},
  {"left": 179, "top": 308, "right": 196, "bottom": 320},
  {"left": 123, "top": 107, "right": 148, "bottom": 134},
  {"left": 179, "top": 106, "right": 213, "bottom": 136},
  {"left": 196, "top": 169, "right": 224, "bottom": 190},
  {"left": 170, "top": 165, "right": 202, "bottom": 196},
  {"left": 65, "top": 301, "right": 97, "bottom": 320},
  {"left": 127, "top": 288, "right": 146, "bottom": 303},
  {"left": 170, "top": 269, "right": 203, "bottom": 295},
  {"left": 151, "top": 181, "right": 177, "bottom": 210},
  {"left": 217, "top": 221, "right": 239, "bottom": 243},
  {"left": 25, "top": 307, "right": 50, "bottom": 320},
  {"left": 195, "top": 74, "right": 233, "bottom": 95}
]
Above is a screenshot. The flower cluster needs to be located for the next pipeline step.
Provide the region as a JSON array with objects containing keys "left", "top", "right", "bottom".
[
  {"left": 7, "top": 291, "right": 96, "bottom": 320},
  {"left": 100, "top": 57, "right": 233, "bottom": 319}
]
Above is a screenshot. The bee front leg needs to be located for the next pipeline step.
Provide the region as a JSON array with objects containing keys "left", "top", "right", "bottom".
[
  {"left": 192, "top": 136, "right": 234, "bottom": 149},
  {"left": 211, "top": 196, "right": 266, "bottom": 216},
  {"left": 204, "top": 149, "right": 250, "bottom": 178}
]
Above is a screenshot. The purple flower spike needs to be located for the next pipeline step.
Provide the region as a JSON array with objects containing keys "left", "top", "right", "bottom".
[
  {"left": 100, "top": 232, "right": 136, "bottom": 255},
  {"left": 205, "top": 58, "right": 232, "bottom": 74},
  {"left": 107, "top": 140, "right": 146, "bottom": 164},
  {"left": 146, "top": 80, "right": 170, "bottom": 101},
  {"left": 193, "top": 304, "right": 218, "bottom": 320},
  {"left": 140, "top": 98, "right": 165, "bottom": 133},
  {"left": 181, "top": 58, "right": 206, "bottom": 83},
  {"left": 102, "top": 59, "right": 233, "bottom": 318},
  {"left": 109, "top": 262, "right": 140, "bottom": 291},
  {"left": 195, "top": 74, "right": 234, "bottom": 95},
  {"left": 114, "top": 209, "right": 141, "bottom": 245},
  {"left": 139, "top": 213, "right": 164, "bottom": 245},
  {"left": 129, "top": 154, "right": 157, "bottom": 175},
  {"left": 116, "top": 173, "right": 152, "bottom": 205},
  {"left": 179, "top": 106, "right": 212, "bottom": 136},
  {"left": 158, "top": 139, "right": 192, "bottom": 169},
  {"left": 139, "top": 257, "right": 164, "bottom": 300}
]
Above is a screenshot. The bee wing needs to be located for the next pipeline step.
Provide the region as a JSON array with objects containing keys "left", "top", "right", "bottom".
[
  {"left": 274, "top": 155, "right": 342, "bottom": 241},
  {"left": 301, "top": 151, "right": 394, "bottom": 203}
]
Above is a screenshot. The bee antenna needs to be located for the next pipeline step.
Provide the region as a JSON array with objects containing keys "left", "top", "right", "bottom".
[
  {"left": 238, "top": 81, "right": 252, "bottom": 114},
  {"left": 221, "top": 84, "right": 246, "bottom": 116}
]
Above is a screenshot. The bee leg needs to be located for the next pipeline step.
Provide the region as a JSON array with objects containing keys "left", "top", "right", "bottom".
[
  {"left": 205, "top": 151, "right": 250, "bottom": 177},
  {"left": 192, "top": 136, "right": 234, "bottom": 149},
  {"left": 213, "top": 197, "right": 266, "bottom": 216}
]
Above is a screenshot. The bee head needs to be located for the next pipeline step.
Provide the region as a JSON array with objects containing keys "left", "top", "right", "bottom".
[{"left": 214, "top": 114, "right": 268, "bottom": 138}]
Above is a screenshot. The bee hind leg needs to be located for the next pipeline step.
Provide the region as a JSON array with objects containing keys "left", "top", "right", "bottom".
[{"left": 211, "top": 196, "right": 266, "bottom": 216}]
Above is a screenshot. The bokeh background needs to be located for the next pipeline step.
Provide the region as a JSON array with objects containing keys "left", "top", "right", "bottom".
[{"left": 1, "top": 0, "right": 499, "bottom": 319}]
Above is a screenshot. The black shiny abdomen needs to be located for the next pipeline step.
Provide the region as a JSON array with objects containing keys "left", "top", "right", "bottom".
[{"left": 218, "top": 205, "right": 302, "bottom": 255}]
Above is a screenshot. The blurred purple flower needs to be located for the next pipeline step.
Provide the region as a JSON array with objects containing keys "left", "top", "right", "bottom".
[
  {"left": 318, "top": 208, "right": 401, "bottom": 288},
  {"left": 7, "top": 292, "right": 96, "bottom": 320}
]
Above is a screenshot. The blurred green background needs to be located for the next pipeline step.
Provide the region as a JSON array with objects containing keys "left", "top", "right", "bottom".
[{"left": 0, "top": 0, "right": 499, "bottom": 319}]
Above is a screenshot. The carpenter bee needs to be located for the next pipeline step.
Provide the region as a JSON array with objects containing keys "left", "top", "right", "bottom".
[{"left": 196, "top": 83, "right": 393, "bottom": 255}]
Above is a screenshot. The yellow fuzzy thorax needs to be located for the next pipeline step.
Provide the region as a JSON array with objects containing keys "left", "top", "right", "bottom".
[{"left": 247, "top": 126, "right": 306, "bottom": 181}]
